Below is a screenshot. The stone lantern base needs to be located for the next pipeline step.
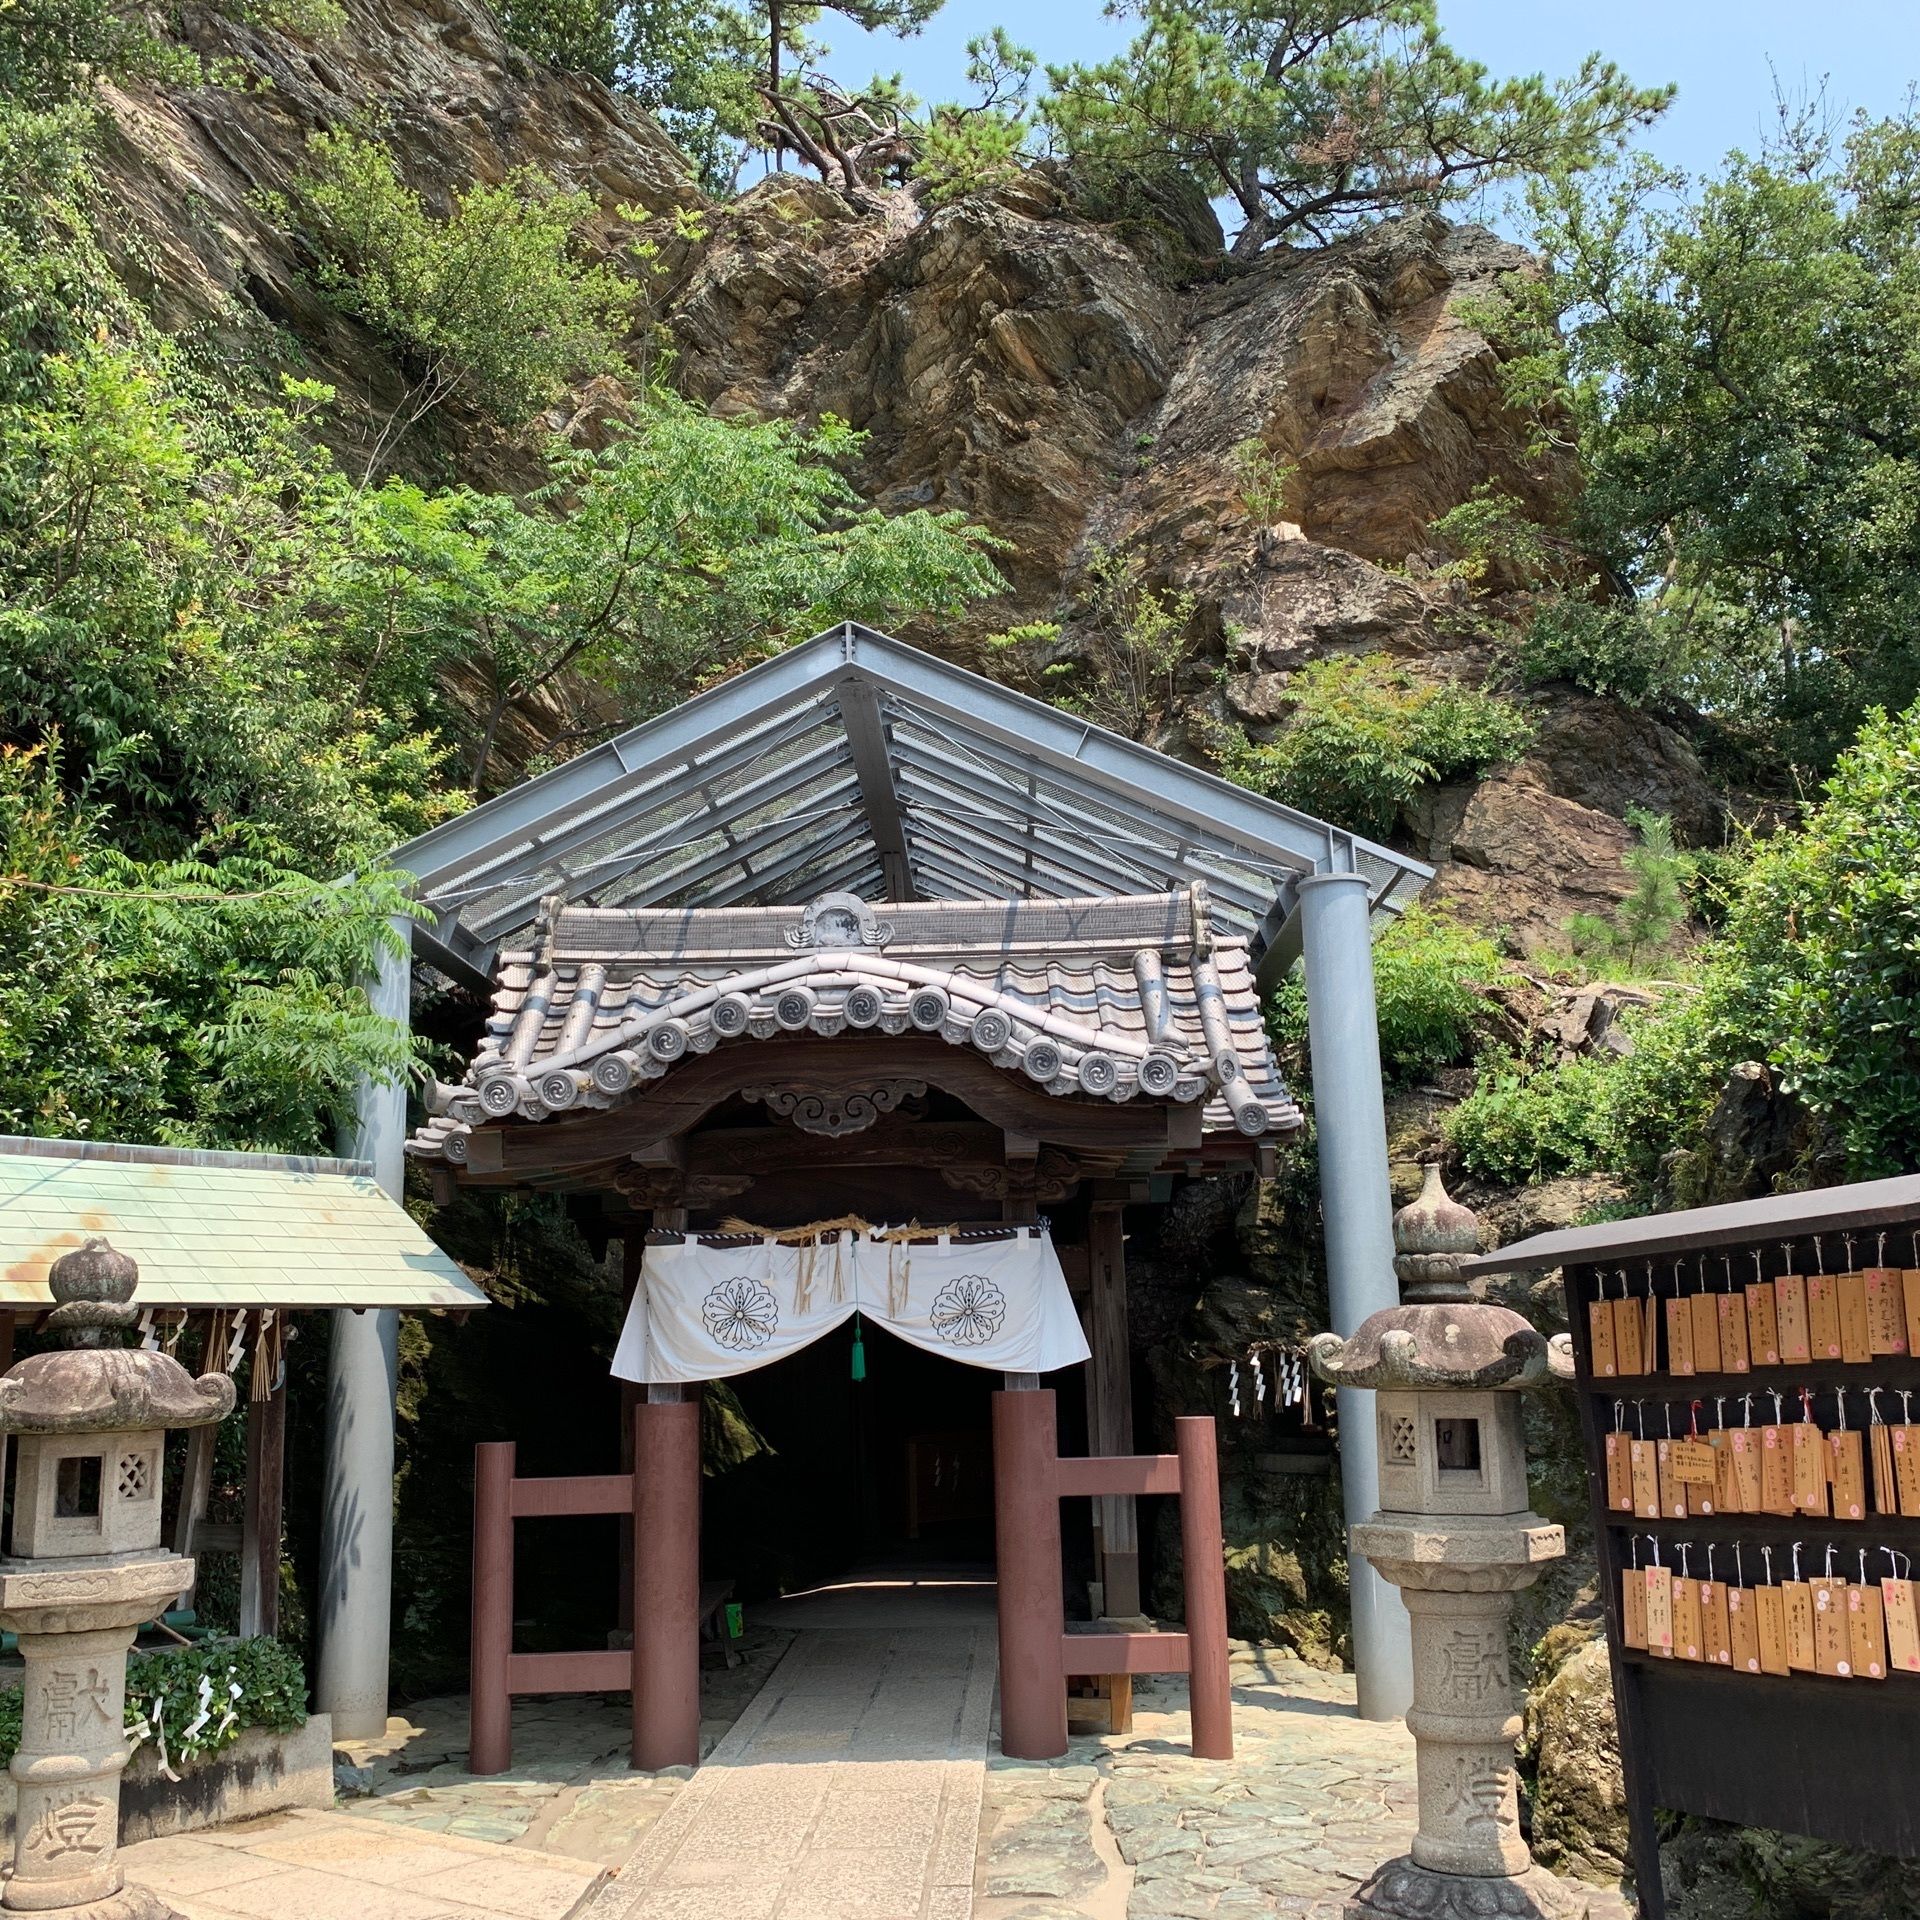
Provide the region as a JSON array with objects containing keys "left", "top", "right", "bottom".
[
  {"left": 1349, "top": 1856, "right": 1592, "bottom": 1919},
  {"left": 0, "top": 1556, "right": 193, "bottom": 1920}
]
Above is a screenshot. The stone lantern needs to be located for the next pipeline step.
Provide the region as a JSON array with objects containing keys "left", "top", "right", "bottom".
[
  {"left": 0, "top": 1238, "right": 234, "bottom": 1920},
  {"left": 1308, "top": 1167, "right": 1585, "bottom": 1920}
]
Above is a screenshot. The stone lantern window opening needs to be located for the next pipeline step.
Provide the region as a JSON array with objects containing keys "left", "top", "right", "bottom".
[
  {"left": 1433, "top": 1416, "right": 1480, "bottom": 1475},
  {"left": 54, "top": 1456, "right": 100, "bottom": 1522}
]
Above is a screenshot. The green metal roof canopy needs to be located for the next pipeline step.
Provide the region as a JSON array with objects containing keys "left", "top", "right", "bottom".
[
  {"left": 392, "top": 624, "right": 1433, "bottom": 997},
  {"left": 0, "top": 1137, "right": 489, "bottom": 1310}
]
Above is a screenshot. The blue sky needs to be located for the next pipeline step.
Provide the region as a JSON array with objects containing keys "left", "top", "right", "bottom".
[{"left": 825, "top": 0, "right": 1919, "bottom": 192}]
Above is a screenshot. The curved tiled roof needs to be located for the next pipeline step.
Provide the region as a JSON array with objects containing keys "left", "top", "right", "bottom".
[{"left": 410, "top": 888, "right": 1301, "bottom": 1164}]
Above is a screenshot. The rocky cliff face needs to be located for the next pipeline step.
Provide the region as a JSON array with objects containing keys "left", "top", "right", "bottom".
[{"left": 105, "top": 0, "right": 1719, "bottom": 961}]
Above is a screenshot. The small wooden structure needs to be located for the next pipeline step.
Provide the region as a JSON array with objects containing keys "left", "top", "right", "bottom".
[
  {"left": 421, "top": 885, "right": 1270, "bottom": 1766},
  {"left": 0, "top": 1135, "right": 487, "bottom": 1638},
  {"left": 1467, "top": 1176, "right": 1920, "bottom": 1920},
  {"left": 342, "top": 623, "right": 1435, "bottom": 1738}
]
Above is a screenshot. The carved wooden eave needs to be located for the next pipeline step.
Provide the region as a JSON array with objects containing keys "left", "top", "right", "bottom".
[{"left": 411, "top": 887, "right": 1302, "bottom": 1191}]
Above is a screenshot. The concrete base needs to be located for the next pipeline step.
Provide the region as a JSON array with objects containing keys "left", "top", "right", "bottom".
[
  {"left": 0, "top": 1716, "right": 333, "bottom": 1849},
  {"left": 17, "top": 1888, "right": 181, "bottom": 1920},
  {"left": 1348, "top": 1857, "right": 1592, "bottom": 1919}
]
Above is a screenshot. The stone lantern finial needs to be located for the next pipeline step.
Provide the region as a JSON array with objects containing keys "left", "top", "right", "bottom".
[
  {"left": 1392, "top": 1165, "right": 1480, "bottom": 1304},
  {"left": 46, "top": 1238, "right": 141, "bottom": 1347}
]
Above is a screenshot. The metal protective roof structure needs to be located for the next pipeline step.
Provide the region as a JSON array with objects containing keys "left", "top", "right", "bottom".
[
  {"left": 391, "top": 625, "right": 1434, "bottom": 998},
  {"left": 0, "top": 1137, "right": 490, "bottom": 1309}
]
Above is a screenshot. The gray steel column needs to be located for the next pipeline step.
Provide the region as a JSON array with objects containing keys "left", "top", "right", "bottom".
[
  {"left": 318, "top": 920, "right": 410, "bottom": 1738},
  {"left": 1298, "top": 870, "right": 1414, "bottom": 1721}
]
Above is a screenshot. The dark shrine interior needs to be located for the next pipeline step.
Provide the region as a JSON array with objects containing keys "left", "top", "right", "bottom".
[{"left": 505, "top": 1074, "right": 1121, "bottom": 1658}]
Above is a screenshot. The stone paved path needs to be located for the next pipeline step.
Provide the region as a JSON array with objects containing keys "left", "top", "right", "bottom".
[
  {"left": 581, "top": 1624, "right": 996, "bottom": 1920},
  {"left": 121, "top": 1806, "right": 606, "bottom": 1919},
  {"left": 981, "top": 1650, "right": 1633, "bottom": 1920},
  {"left": 336, "top": 1629, "right": 794, "bottom": 1865}
]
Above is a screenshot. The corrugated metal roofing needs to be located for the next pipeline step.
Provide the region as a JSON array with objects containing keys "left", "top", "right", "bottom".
[
  {"left": 391, "top": 625, "right": 1434, "bottom": 993},
  {"left": 1463, "top": 1174, "right": 1920, "bottom": 1276},
  {"left": 0, "top": 1137, "right": 489, "bottom": 1310}
]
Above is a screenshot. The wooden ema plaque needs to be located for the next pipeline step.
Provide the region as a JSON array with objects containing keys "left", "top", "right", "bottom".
[{"left": 1551, "top": 1218, "right": 1920, "bottom": 1920}]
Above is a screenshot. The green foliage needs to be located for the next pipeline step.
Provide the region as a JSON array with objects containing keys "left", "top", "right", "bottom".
[
  {"left": 0, "top": 1637, "right": 307, "bottom": 1771},
  {"left": 331, "top": 393, "right": 1004, "bottom": 789},
  {"left": 1230, "top": 436, "right": 1296, "bottom": 524},
  {"left": 1567, "top": 808, "right": 1692, "bottom": 970},
  {"left": 0, "top": 21, "right": 1004, "bottom": 1153},
  {"left": 1445, "top": 1051, "right": 1621, "bottom": 1184},
  {"left": 274, "top": 130, "right": 634, "bottom": 454},
  {"left": 1509, "top": 595, "right": 1691, "bottom": 710},
  {"left": 1042, "top": 1, "right": 1669, "bottom": 257},
  {"left": 1269, "top": 904, "right": 1508, "bottom": 1087},
  {"left": 1701, "top": 704, "right": 1920, "bottom": 1174},
  {"left": 1450, "top": 700, "right": 1920, "bottom": 1189},
  {"left": 0, "top": 0, "right": 340, "bottom": 109},
  {"left": 992, "top": 546, "right": 1189, "bottom": 739},
  {"left": 1488, "top": 104, "right": 1920, "bottom": 765},
  {"left": 1223, "top": 654, "right": 1534, "bottom": 838},
  {"left": 0, "top": 743, "right": 416, "bottom": 1148}
]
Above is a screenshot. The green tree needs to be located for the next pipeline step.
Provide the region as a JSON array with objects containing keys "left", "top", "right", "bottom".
[
  {"left": 1449, "top": 698, "right": 1920, "bottom": 1189},
  {"left": 1567, "top": 807, "right": 1693, "bottom": 970},
  {"left": 328, "top": 392, "right": 1006, "bottom": 790},
  {"left": 273, "top": 131, "right": 636, "bottom": 468},
  {"left": 1042, "top": 1, "right": 1669, "bottom": 256},
  {"left": 1486, "top": 104, "right": 1920, "bottom": 765}
]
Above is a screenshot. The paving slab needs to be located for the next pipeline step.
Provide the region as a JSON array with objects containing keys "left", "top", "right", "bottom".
[
  {"left": 120, "top": 1807, "right": 606, "bottom": 1920},
  {"left": 584, "top": 1624, "right": 996, "bottom": 1920}
]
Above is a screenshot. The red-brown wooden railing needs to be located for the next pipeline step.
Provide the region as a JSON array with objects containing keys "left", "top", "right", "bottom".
[
  {"left": 993, "top": 1391, "right": 1232, "bottom": 1761},
  {"left": 470, "top": 1399, "right": 699, "bottom": 1775}
]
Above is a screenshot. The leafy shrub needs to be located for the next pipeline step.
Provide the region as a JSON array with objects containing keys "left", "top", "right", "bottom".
[
  {"left": 1450, "top": 697, "right": 1920, "bottom": 1190},
  {"left": 1269, "top": 904, "right": 1509, "bottom": 1087},
  {"left": 275, "top": 130, "right": 634, "bottom": 445},
  {"left": 1225, "top": 655, "right": 1534, "bottom": 838},
  {"left": 1702, "top": 703, "right": 1920, "bottom": 1174},
  {"left": 992, "top": 546, "right": 1191, "bottom": 740},
  {"left": 1445, "top": 1051, "right": 1623, "bottom": 1184},
  {"left": 1513, "top": 596, "right": 1691, "bottom": 710},
  {"left": 0, "top": 1636, "right": 307, "bottom": 1771}
]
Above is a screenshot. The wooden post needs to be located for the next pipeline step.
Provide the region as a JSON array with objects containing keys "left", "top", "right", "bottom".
[
  {"left": 470, "top": 1441, "right": 516, "bottom": 1775},
  {"left": 993, "top": 1385, "right": 1066, "bottom": 1759},
  {"left": 1176, "top": 1415, "right": 1233, "bottom": 1760},
  {"left": 238, "top": 1373, "right": 287, "bottom": 1639},
  {"left": 616, "top": 1232, "right": 646, "bottom": 1636},
  {"left": 632, "top": 1390, "right": 701, "bottom": 1771},
  {"left": 1087, "top": 1204, "right": 1140, "bottom": 1618}
]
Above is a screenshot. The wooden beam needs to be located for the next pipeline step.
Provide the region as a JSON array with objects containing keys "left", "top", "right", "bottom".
[
  {"left": 172, "top": 1329, "right": 218, "bottom": 1609},
  {"left": 688, "top": 1119, "right": 1002, "bottom": 1175},
  {"left": 1062, "top": 1632, "right": 1189, "bottom": 1675},
  {"left": 239, "top": 1374, "right": 287, "bottom": 1639},
  {"left": 1087, "top": 1204, "right": 1141, "bottom": 1617}
]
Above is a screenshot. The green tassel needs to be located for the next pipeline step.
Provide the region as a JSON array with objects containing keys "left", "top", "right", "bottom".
[{"left": 850, "top": 1313, "right": 867, "bottom": 1382}]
